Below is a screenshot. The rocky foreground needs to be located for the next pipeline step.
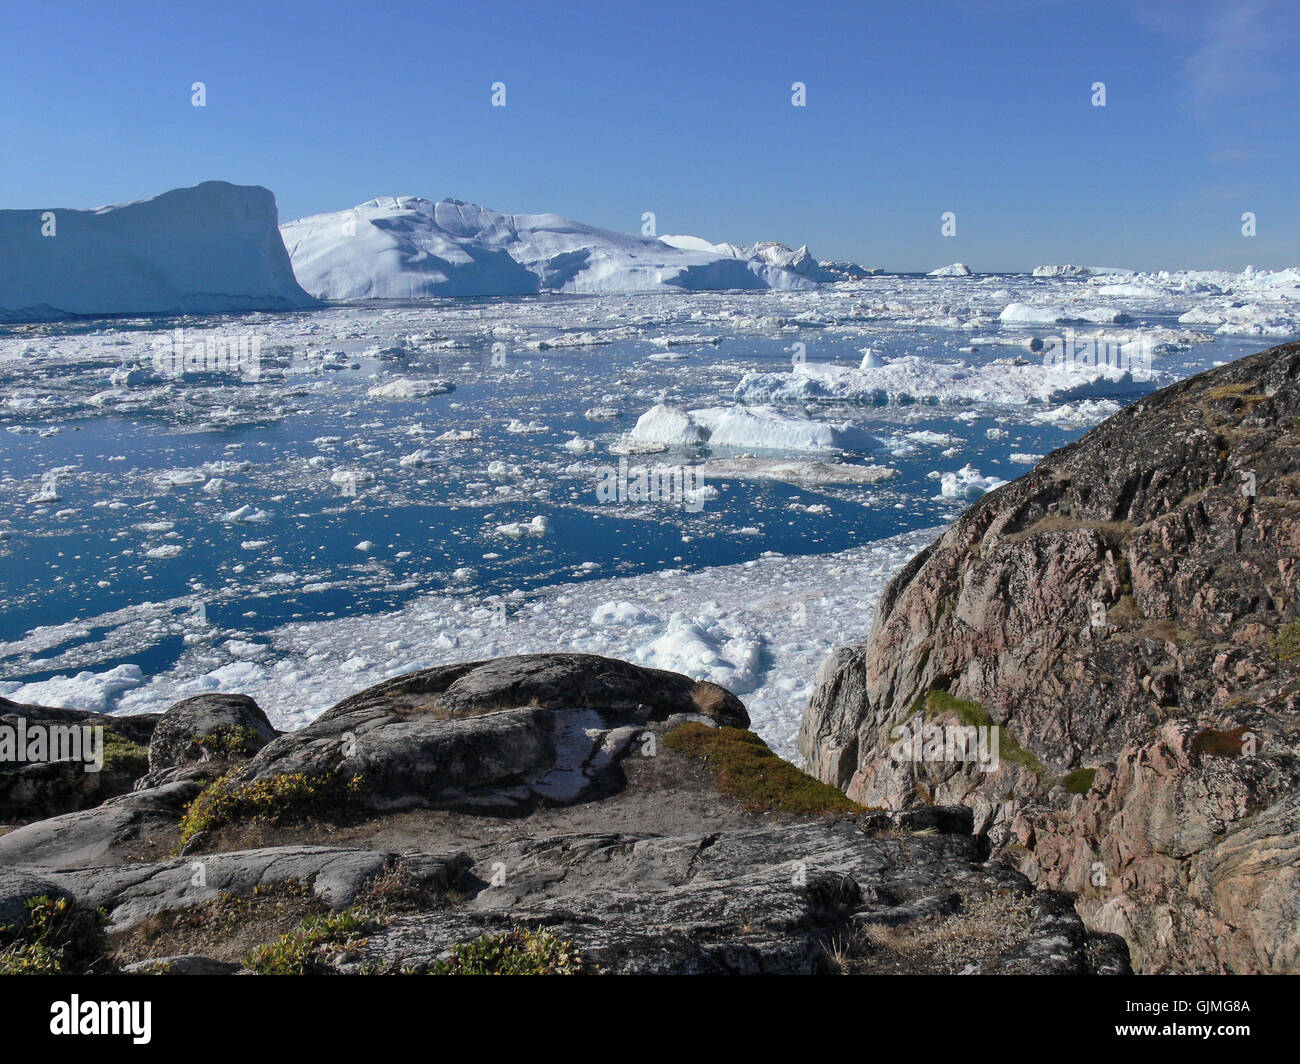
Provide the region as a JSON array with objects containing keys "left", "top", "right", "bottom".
[
  {"left": 1, "top": 654, "right": 1127, "bottom": 974},
  {"left": 802, "top": 340, "right": 1300, "bottom": 974}
]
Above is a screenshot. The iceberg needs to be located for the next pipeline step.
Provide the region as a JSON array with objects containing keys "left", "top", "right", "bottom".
[
  {"left": 0, "top": 182, "right": 317, "bottom": 322},
  {"left": 282, "top": 197, "right": 823, "bottom": 298},
  {"left": 623, "top": 402, "right": 870, "bottom": 453}
]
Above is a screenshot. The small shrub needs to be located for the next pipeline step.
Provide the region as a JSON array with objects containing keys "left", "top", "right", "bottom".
[
  {"left": 665, "top": 723, "right": 863, "bottom": 815},
  {"left": 101, "top": 731, "right": 150, "bottom": 777},
  {"left": 429, "top": 928, "right": 587, "bottom": 975},
  {"left": 194, "top": 724, "right": 263, "bottom": 761},
  {"left": 0, "top": 895, "right": 114, "bottom": 975},
  {"left": 175, "top": 771, "right": 367, "bottom": 851},
  {"left": 1063, "top": 768, "right": 1097, "bottom": 795},
  {"left": 242, "top": 909, "right": 375, "bottom": 974}
]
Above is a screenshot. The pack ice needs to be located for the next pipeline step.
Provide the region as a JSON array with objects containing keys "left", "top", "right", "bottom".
[
  {"left": 280, "top": 196, "right": 824, "bottom": 298},
  {"left": 0, "top": 182, "right": 317, "bottom": 322}
]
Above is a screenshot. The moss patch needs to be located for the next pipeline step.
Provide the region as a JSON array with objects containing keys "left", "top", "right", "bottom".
[
  {"left": 1272, "top": 621, "right": 1300, "bottom": 663},
  {"left": 1063, "top": 768, "right": 1097, "bottom": 795},
  {"left": 175, "top": 771, "right": 368, "bottom": 852},
  {"left": 428, "top": 928, "right": 588, "bottom": 975},
  {"left": 665, "top": 723, "right": 863, "bottom": 815}
]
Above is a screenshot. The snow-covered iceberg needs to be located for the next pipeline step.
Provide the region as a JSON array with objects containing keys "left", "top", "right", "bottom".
[
  {"left": 282, "top": 197, "right": 824, "bottom": 299},
  {"left": 0, "top": 182, "right": 317, "bottom": 322}
]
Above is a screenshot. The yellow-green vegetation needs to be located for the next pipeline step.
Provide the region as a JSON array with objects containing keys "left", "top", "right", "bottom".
[
  {"left": 242, "top": 909, "right": 376, "bottom": 974},
  {"left": 175, "top": 770, "right": 367, "bottom": 851},
  {"left": 101, "top": 730, "right": 150, "bottom": 777},
  {"left": 429, "top": 928, "right": 587, "bottom": 975},
  {"left": 917, "top": 689, "right": 1047, "bottom": 776},
  {"left": 0, "top": 895, "right": 114, "bottom": 975},
  {"left": 194, "top": 724, "right": 263, "bottom": 760},
  {"left": 665, "top": 723, "right": 863, "bottom": 815},
  {"left": 1272, "top": 621, "right": 1300, "bottom": 663},
  {"left": 1063, "top": 768, "right": 1097, "bottom": 795},
  {"left": 1191, "top": 726, "right": 1254, "bottom": 760}
]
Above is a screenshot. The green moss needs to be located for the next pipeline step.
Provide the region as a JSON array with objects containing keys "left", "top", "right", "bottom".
[
  {"left": 1273, "top": 621, "right": 1300, "bottom": 663},
  {"left": 242, "top": 909, "right": 376, "bottom": 974},
  {"left": 0, "top": 895, "right": 115, "bottom": 975},
  {"left": 1063, "top": 768, "right": 1097, "bottom": 795},
  {"left": 665, "top": 723, "right": 863, "bottom": 815},
  {"left": 919, "top": 688, "right": 1047, "bottom": 776},
  {"left": 194, "top": 724, "right": 263, "bottom": 761},
  {"left": 175, "top": 771, "right": 367, "bottom": 851},
  {"left": 101, "top": 730, "right": 150, "bottom": 777},
  {"left": 429, "top": 928, "right": 587, "bottom": 975}
]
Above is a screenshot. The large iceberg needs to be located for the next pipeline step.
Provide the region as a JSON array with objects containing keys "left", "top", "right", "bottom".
[
  {"left": 0, "top": 182, "right": 317, "bottom": 322},
  {"left": 281, "top": 197, "right": 825, "bottom": 299}
]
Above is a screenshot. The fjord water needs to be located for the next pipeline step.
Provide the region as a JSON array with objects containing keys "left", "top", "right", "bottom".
[{"left": 0, "top": 278, "right": 1283, "bottom": 753}]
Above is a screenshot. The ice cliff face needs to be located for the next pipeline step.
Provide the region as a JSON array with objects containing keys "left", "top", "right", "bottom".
[
  {"left": 281, "top": 196, "right": 824, "bottom": 299},
  {"left": 0, "top": 182, "right": 317, "bottom": 322}
]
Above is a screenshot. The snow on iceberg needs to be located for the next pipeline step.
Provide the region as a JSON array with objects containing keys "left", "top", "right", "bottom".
[
  {"left": 0, "top": 182, "right": 317, "bottom": 322},
  {"left": 624, "top": 402, "right": 871, "bottom": 453},
  {"left": 282, "top": 197, "right": 821, "bottom": 298}
]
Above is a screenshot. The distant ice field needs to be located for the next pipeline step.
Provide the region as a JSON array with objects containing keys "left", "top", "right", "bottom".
[{"left": 1, "top": 270, "right": 1293, "bottom": 752}]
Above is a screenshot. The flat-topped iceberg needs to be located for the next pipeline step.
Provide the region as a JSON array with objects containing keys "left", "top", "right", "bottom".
[
  {"left": 0, "top": 182, "right": 317, "bottom": 322},
  {"left": 282, "top": 197, "right": 824, "bottom": 298}
]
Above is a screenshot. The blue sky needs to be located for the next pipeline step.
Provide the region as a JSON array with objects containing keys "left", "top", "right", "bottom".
[{"left": 2, "top": 0, "right": 1296, "bottom": 272}]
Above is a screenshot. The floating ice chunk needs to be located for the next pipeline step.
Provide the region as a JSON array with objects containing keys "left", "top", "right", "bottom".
[
  {"left": 591, "top": 601, "right": 658, "bottom": 627},
  {"left": 223, "top": 504, "right": 270, "bottom": 524},
  {"left": 355, "top": 540, "right": 375, "bottom": 552},
  {"left": 859, "top": 347, "right": 886, "bottom": 369},
  {"left": 563, "top": 436, "right": 596, "bottom": 453},
  {"left": 929, "top": 262, "right": 972, "bottom": 277},
  {"left": 506, "top": 419, "right": 548, "bottom": 434},
  {"left": 399, "top": 449, "right": 434, "bottom": 468},
  {"left": 495, "top": 515, "right": 549, "bottom": 539},
  {"left": 145, "top": 545, "right": 185, "bottom": 559},
  {"left": 937, "top": 464, "right": 1008, "bottom": 499},
  {"left": 635, "top": 611, "right": 763, "bottom": 694},
  {"left": 366, "top": 377, "right": 454, "bottom": 399}
]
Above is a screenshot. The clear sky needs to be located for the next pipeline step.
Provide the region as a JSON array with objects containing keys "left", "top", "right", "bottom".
[{"left": 2, "top": 0, "right": 1296, "bottom": 272}]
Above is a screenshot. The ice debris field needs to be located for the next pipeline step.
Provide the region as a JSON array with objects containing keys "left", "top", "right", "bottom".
[{"left": 2, "top": 261, "right": 1297, "bottom": 758}]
